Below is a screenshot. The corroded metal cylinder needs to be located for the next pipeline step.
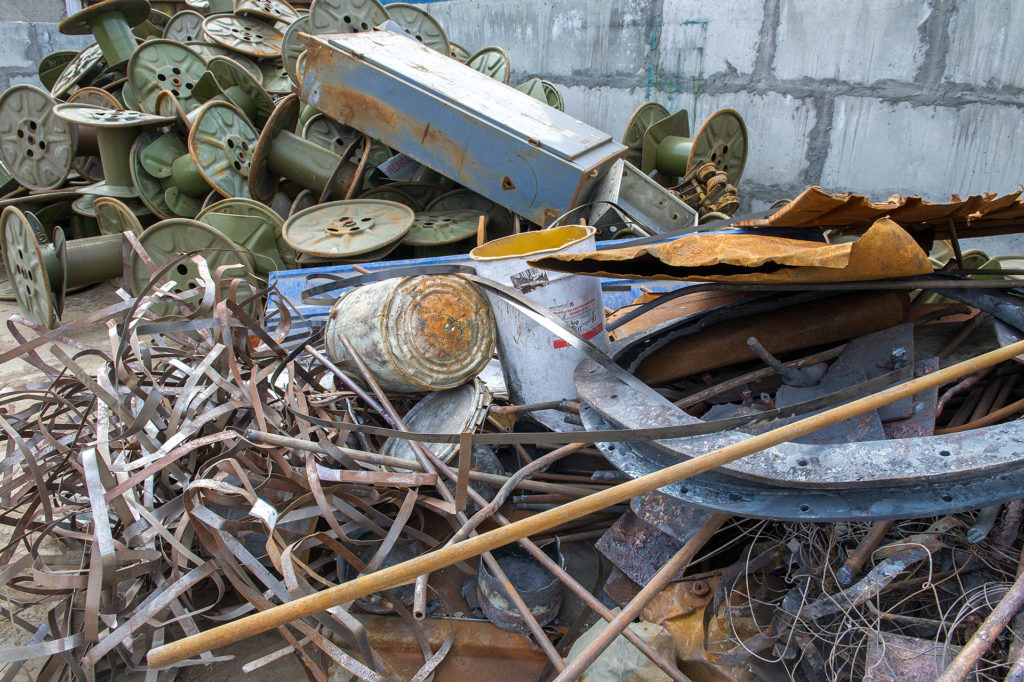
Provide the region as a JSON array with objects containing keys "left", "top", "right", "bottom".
[{"left": 325, "top": 275, "right": 496, "bottom": 392}]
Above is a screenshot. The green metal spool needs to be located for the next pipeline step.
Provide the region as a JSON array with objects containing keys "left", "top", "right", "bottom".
[
  {"left": 308, "top": 0, "right": 389, "bottom": 35},
  {"left": 197, "top": 196, "right": 298, "bottom": 274},
  {"left": 207, "top": 56, "right": 275, "bottom": 128},
  {"left": 385, "top": 3, "right": 450, "bottom": 55},
  {"left": 38, "top": 51, "right": 79, "bottom": 92},
  {"left": 282, "top": 198, "right": 412, "bottom": 260},
  {"left": 260, "top": 60, "right": 294, "bottom": 96},
  {"left": 202, "top": 14, "right": 284, "bottom": 59},
  {"left": 358, "top": 185, "right": 423, "bottom": 212},
  {"left": 622, "top": 101, "right": 669, "bottom": 170},
  {"left": 448, "top": 42, "right": 470, "bottom": 63},
  {"left": 235, "top": 0, "right": 301, "bottom": 26},
  {"left": 403, "top": 209, "right": 482, "bottom": 257},
  {"left": 188, "top": 100, "right": 260, "bottom": 200},
  {"left": 93, "top": 196, "right": 145, "bottom": 235},
  {"left": 516, "top": 78, "right": 564, "bottom": 111},
  {"left": 289, "top": 188, "right": 317, "bottom": 217},
  {"left": 49, "top": 43, "right": 106, "bottom": 100},
  {"left": 58, "top": 0, "right": 151, "bottom": 68},
  {"left": 163, "top": 10, "right": 205, "bottom": 42},
  {"left": 66, "top": 86, "right": 121, "bottom": 184},
  {"left": 466, "top": 46, "right": 510, "bottom": 84},
  {"left": 281, "top": 15, "right": 310, "bottom": 83},
  {"left": 130, "top": 130, "right": 211, "bottom": 219},
  {"left": 0, "top": 85, "right": 76, "bottom": 191},
  {"left": 302, "top": 113, "right": 391, "bottom": 169},
  {"left": 186, "top": 0, "right": 236, "bottom": 12},
  {"left": 134, "top": 7, "right": 171, "bottom": 40},
  {"left": 634, "top": 105, "right": 748, "bottom": 185},
  {"left": 128, "top": 40, "right": 208, "bottom": 114},
  {"left": 426, "top": 189, "right": 515, "bottom": 239}
]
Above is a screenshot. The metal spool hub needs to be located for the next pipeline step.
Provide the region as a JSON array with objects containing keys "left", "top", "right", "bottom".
[
  {"left": 403, "top": 209, "right": 482, "bottom": 257},
  {"left": 66, "top": 87, "right": 121, "bottom": 184},
  {"left": 260, "top": 60, "right": 293, "bottom": 96},
  {"left": 163, "top": 10, "right": 205, "bottom": 42},
  {"left": 206, "top": 56, "right": 275, "bottom": 127},
  {"left": 134, "top": 8, "right": 171, "bottom": 40},
  {"left": 1, "top": 206, "right": 123, "bottom": 328},
  {"left": 385, "top": 3, "right": 450, "bottom": 54},
  {"left": 249, "top": 94, "right": 358, "bottom": 203},
  {"left": 282, "top": 199, "right": 412, "bottom": 261},
  {"left": 130, "top": 130, "right": 212, "bottom": 219},
  {"left": 358, "top": 185, "right": 423, "bottom": 211},
  {"left": 197, "top": 197, "right": 298, "bottom": 274},
  {"left": 640, "top": 106, "right": 748, "bottom": 185},
  {"left": 281, "top": 15, "right": 310, "bottom": 83},
  {"left": 0, "top": 85, "right": 76, "bottom": 191},
  {"left": 235, "top": 0, "right": 301, "bottom": 26},
  {"left": 50, "top": 43, "right": 107, "bottom": 100},
  {"left": 93, "top": 196, "right": 145, "bottom": 235},
  {"left": 516, "top": 78, "right": 564, "bottom": 111},
  {"left": 128, "top": 40, "right": 209, "bottom": 115},
  {"left": 58, "top": 0, "right": 151, "bottom": 68},
  {"left": 622, "top": 101, "right": 668, "bottom": 169},
  {"left": 38, "top": 51, "right": 79, "bottom": 92},
  {"left": 202, "top": 15, "right": 284, "bottom": 59},
  {"left": 426, "top": 189, "right": 516, "bottom": 239},
  {"left": 188, "top": 100, "right": 260, "bottom": 199},
  {"left": 466, "top": 46, "right": 510, "bottom": 84},
  {"left": 308, "top": 0, "right": 389, "bottom": 35}
]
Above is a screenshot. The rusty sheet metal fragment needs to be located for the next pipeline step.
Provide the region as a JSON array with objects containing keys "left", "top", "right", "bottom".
[{"left": 864, "top": 631, "right": 958, "bottom": 682}]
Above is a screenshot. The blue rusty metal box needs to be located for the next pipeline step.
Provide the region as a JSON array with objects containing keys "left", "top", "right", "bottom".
[{"left": 299, "top": 31, "right": 625, "bottom": 226}]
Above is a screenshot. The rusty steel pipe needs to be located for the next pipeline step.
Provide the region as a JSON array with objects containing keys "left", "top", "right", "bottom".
[
  {"left": 553, "top": 515, "right": 727, "bottom": 682},
  {"left": 412, "top": 574, "right": 428, "bottom": 621},
  {"left": 147, "top": 337, "right": 1024, "bottom": 669},
  {"left": 836, "top": 520, "right": 893, "bottom": 586}
]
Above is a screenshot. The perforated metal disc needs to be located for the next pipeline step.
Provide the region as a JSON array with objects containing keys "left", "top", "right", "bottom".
[
  {"left": 426, "top": 189, "right": 515, "bottom": 239},
  {"left": 449, "top": 42, "right": 470, "bottom": 63},
  {"left": 38, "top": 51, "right": 79, "bottom": 92},
  {"left": 59, "top": 0, "right": 151, "bottom": 35},
  {"left": 50, "top": 43, "right": 106, "bottom": 99},
  {"left": 0, "top": 85, "right": 74, "bottom": 191},
  {"left": 163, "top": 10, "right": 205, "bottom": 42},
  {"left": 281, "top": 15, "right": 310, "bottom": 82},
  {"left": 94, "top": 196, "right": 145, "bottom": 235},
  {"left": 302, "top": 113, "right": 391, "bottom": 167},
  {"left": 688, "top": 108, "right": 748, "bottom": 184},
  {"left": 188, "top": 101, "right": 258, "bottom": 200},
  {"left": 385, "top": 3, "right": 449, "bottom": 54},
  {"left": 516, "top": 78, "right": 564, "bottom": 111},
  {"left": 308, "top": 0, "right": 388, "bottom": 34},
  {"left": 208, "top": 56, "right": 274, "bottom": 127},
  {"left": 202, "top": 15, "right": 283, "bottom": 59},
  {"left": 235, "top": 0, "right": 300, "bottom": 25},
  {"left": 466, "top": 46, "right": 510, "bottom": 84},
  {"left": 128, "top": 40, "right": 208, "bottom": 114},
  {"left": 130, "top": 130, "right": 201, "bottom": 219},
  {"left": 381, "top": 182, "right": 447, "bottom": 208},
  {"left": 283, "top": 198, "right": 413, "bottom": 258},
  {"left": 358, "top": 185, "right": 423, "bottom": 211},
  {"left": 1, "top": 207, "right": 57, "bottom": 327},
  {"left": 403, "top": 209, "right": 481, "bottom": 246},
  {"left": 53, "top": 104, "right": 174, "bottom": 129},
  {"left": 260, "top": 60, "right": 293, "bottom": 95},
  {"left": 622, "top": 101, "right": 669, "bottom": 168}
]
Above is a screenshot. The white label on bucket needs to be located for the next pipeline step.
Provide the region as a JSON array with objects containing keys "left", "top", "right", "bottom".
[
  {"left": 549, "top": 296, "right": 603, "bottom": 348},
  {"left": 379, "top": 153, "right": 421, "bottom": 181},
  {"left": 509, "top": 268, "right": 550, "bottom": 294}
]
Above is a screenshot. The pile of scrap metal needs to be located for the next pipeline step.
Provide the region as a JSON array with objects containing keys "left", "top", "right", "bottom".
[{"left": 3, "top": 0, "right": 1024, "bottom": 681}]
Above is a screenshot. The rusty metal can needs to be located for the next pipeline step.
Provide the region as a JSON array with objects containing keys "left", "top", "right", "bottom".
[
  {"left": 477, "top": 541, "right": 564, "bottom": 633},
  {"left": 325, "top": 275, "right": 496, "bottom": 392}
]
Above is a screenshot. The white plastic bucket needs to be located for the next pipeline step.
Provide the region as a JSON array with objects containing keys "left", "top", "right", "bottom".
[{"left": 470, "top": 225, "right": 606, "bottom": 431}]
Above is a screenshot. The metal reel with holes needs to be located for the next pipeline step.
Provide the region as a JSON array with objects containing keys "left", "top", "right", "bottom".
[
  {"left": 130, "top": 130, "right": 209, "bottom": 219},
  {"left": 202, "top": 14, "right": 284, "bottom": 59},
  {"left": 135, "top": 8, "right": 171, "bottom": 40},
  {"left": 58, "top": 0, "right": 151, "bottom": 67},
  {"left": 282, "top": 199, "right": 413, "bottom": 259},
  {"left": 466, "top": 46, "right": 510, "bottom": 84},
  {"left": 281, "top": 15, "right": 310, "bottom": 82},
  {"left": 449, "top": 42, "right": 470, "bottom": 63},
  {"left": 163, "top": 10, "right": 205, "bottom": 42},
  {"left": 358, "top": 185, "right": 423, "bottom": 211},
  {"left": 208, "top": 56, "right": 274, "bottom": 127},
  {"left": 235, "top": 0, "right": 300, "bottom": 25},
  {"left": 131, "top": 218, "right": 257, "bottom": 317},
  {"left": 404, "top": 209, "right": 482, "bottom": 247},
  {"left": 516, "top": 78, "right": 564, "bottom": 111},
  {"left": 386, "top": 3, "right": 449, "bottom": 54},
  {"left": 50, "top": 43, "right": 106, "bottom": 100},
  {"left": 38, "top": 51, "right": 79, "bottom": 92},
  {"left": 302, "top": 114, "right": 392, "bottom": 168},
  {"left": 2, "top": 207, "right": 60, "bottom": 326},
  {"left": 260, "top": 60, "right": 293, "bottom": 95},
  {"left": 426, "top": 189, "right": 515, "bottom": 239},
  {"left": 0, "top": 85, "right": 75, "bottom": 191},
  {"left": 640, "top": 107, "right": 748, "bottom": 184},
  {"left": 188, "top": 101, "right": 259, "bottom": 199},
  {"left": 197, "top": 197, "right": 297, "bottom": 273},
  {"left": 128, "top": 40, "right": 208, "bottom": 114},
  {"left": 66, "top": 87, "right": 121, "bottom": 183},
  {"left": 308, "top": 0, "right": 389, "bottom": 35},
  {"left": 622, "top": 101, "right": 669, "bottom": 169},
  {"left": 94, "top": 196, "right": 145, "bottom": 235}
]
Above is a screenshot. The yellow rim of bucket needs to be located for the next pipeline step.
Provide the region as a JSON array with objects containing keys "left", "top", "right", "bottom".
[{"left": 469, "top": 225, "right": 596, "bottom": 261}]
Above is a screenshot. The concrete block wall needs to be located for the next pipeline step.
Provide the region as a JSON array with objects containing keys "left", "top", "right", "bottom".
[
  {"left": 427, "top": 0, "right": 1024, "bottom": 211},
  {"left": 0, "top": 0, "right": 91, "bottom": 93}
]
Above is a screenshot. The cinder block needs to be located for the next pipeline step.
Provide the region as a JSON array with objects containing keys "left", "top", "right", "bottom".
[
  {"left": 821, "top": 97, "right": 1024, "bottom": 200},
  {"left": 774, "top": 0, "right": 928, "bottom": 83},
  {"left": 427, "top": 0, "right": 654, "bottom": 82},
  {"left": 944, "top": 0, "right": 1024, "bottom": 89},
  {"left": 0, "top": 22, "right": 38, "bottom": 74},
  {"left": 659, "top": 0, "right": 763, "bottom": 77},
  {"left": 31, "top": 23, "right": 92, "bottom": 60},
  {"left": 556, "top": 83, "right": 652, "bottom": 140}
]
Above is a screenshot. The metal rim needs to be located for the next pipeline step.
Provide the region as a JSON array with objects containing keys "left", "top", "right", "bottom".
[
  {"left": 516, "top": 77, "right": 563, "bottom": 110},
  {"left": 0, "top": 85, "right": 75, "bottom": 191},
  {"left": 281, "top": 15, "right": 310, "bottom": 82},
  {"left": 202, "top": 14, "right": 284, "bottom": 59},
  {"left": 308, "top": 0, "right": 389, "bottom": 35},
  {"left": 1, "top": 206, "right": 56, "bottom": 328},
  {"left": 188, "top": 100, "right": 258, "bottom": 199},
  {"left": 282, "top": 198, "right": 414, "bottom": 258},
  {"left": 234, "top": 0, "right": 300, "bottom": 25},
  {"left": 52, "top": 104, "right": 174, "bottom": 129},
  {"left": 466, "top": 46, "right": 510, "bottom": 84},
  {"left": 448, "top": 42, "right": 470, "bottom": 63},
  {"left": 38, "top": 50, "right": 79, "bottom": 92},
  {"left": 385, "top": 3, "right": 450, "bottom": 54},
  {"left": 93, "top": 196, "right": 145, "bottom": 235},
  {"left": 426, "top": 189, "right": 515, "bottom": 239},
  {"left": 197, "top": 196, "right": 298, "bottom": 269},
  {"left": 130, "top": 130, "right": 202, "bottom": 220},
  {"left": 260, "top": 59, "right": 294, "bottom": 95},
  {"left": 248, "top": 93, "right": 300, "bottom": 202},
  {"left": 50, "top": 43, "right": 106, "bottom": 99},
  {"left": 623, "top": 101, "right": 669, "bottom": 168},
  {"left": 403, "top": 209, "right": 482, "bottom": 246},
  {"left": 302, "top": 113, "right": 391, "bottom": 168},
  {"left": 66, "top": 87, "right": 121, "bottom": 183},
  {"left": 688, "top": 108, "right": 748, "bottom": 184},
  {"left": 207, "top": 55, "right": 274, "bottom": 127},
  {"left": 58, "top": 0, "right": 151, "bottom": 35},
  {"left": 289, "top": 188, "right": 317, "bottom": 217},
  {"left": 163, "top": 10, "right": 205, "bottom": 42},
  {"left": 128, "top": 39, "right": 208, "bottom": 114},
  {"left": 358, "top": 185, "right": 423, "bottom": 212}
]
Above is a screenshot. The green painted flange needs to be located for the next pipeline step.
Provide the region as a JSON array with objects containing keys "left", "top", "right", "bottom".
[
  {"left": 281, "top": 15, "right": 310, "bottom": 83},
  {"left": 202, "top": 14, "right": 283, "bottom": 59},
  {"left": 93, "top": 196, "right": 145, "bottom": 235},
  {"left": 130, "top": 130, "right": 209, "bottom": 219},
  {"left": 50, "top": 43, "right": 106, "bottom": 99},
  {"left": 516, "top": 78, "right": 564, "bottom": 111},
  {"left": 72, "top": 192, "right": 151, "bottom": 217},
  {"left": 623, "top": 101, "right": 669, "bottom": 169},
  {"left": 426, "top": 189, "right": 515, "bottom": 239},
  {"left": 449, "top": 42, "right": 470, "bottom": 63},
  {"left": 58, "top": 0, "right": 150, "bottom": 67},
  {"left": 358, "top": 185, "right": 423, "bottom": 211},
  {"left": 302, "top": 113, "right": 391, "bottom": 167},
  {"left": 66, "top": 86, "right": 121, "bottom": 183},
  {"left": 2, "top": 206, "right": 61, "bottom": 326},
  {"left": 120, "top": 79, "right": 141, "bottom": 109},
  {"left": 282, "top": 198, "right": 412, "bottom": 259},
  {"left": 235, "top": 0, "right": 301, "bottom": 26},
  {"left": 260, "top": 59, "right": 294, "bottom": 95},
  {"left": 639, "top": 107, "right": 748, "bottom": 184},
  {"left": 128, "top": 40, "right": 208, "bottom": 114},
  {"left": 386, "top": 3, "right": 449, "bottom": 54},
  {"left": 289, "top": 188, "right": 317, "bottom": 216},
  {"left": 134, "top": 7, "right": 171, "bottom": 39},
  {"left": 308, "top": 0, "right": 389, "bottom": 34},
  {"left": 131, "top": 218, "right": 256, "bottom": 316},
  {"left": 208, "top": 56, "right": 275, "bottom": 127},
  {"left": 0, "top": 85, "right": 75, "bottom": 191},
  {"left": 163, "top": 10, "right": 205, "bottom": 42},
  {"left": 188, "top": 100, "right": 259, "bottom": 199},
  {"left": 403, "top": 209, "right": 481, "bottom": 247},
  {"left": 466, "top": 46, "right": 510, "bottom": 84},
  {"left": 38, "top": 51, "right": 78, "bottom": 92},
  {"left": 198, "top": 196, "right": 297, "bottom": 274}
]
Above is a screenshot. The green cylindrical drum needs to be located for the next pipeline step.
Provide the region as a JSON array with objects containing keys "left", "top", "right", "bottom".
[{"left": 325, "top": 275, "right": 496, "bottom": 393}]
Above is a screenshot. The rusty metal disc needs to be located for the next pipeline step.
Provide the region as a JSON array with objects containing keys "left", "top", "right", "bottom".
[
  {"left": 403, "top": 209, "right": 482, "bottom": 246},
  {"left": 688, "top": 108, "right": 748, "bottom": 184},
  {"left": 282, "top": 198, "right": 413, "bottom": 258},
  {"left": 466, "top": 46, "right": 510, "bottom": 84},
  {"left": 128, "top": 39, "right": 208, "bottom": 114},
  {"left": 188, "top": 100, "right": 258, "bottom": 199},
  {"left": 50, "top": 43, "right": 106, "bottom": 100},
  {"left": 448, "top": 42, "right": 470, "bottom": 63},
  {"left": 281, "top": 14, "right": 310, "bottom": 82},
  {"left": 516, "top": 77, "right": 564, "bottom": 111},
  {"left": 0, "top": 85, "right": 75, "bottom": 191},
  {"left": 93, "top": 196, "right": 145, "bottom": 235},
  {"left": 308, "top": 0, "right": 389, "bottom": 35},
  {"left": 385, "top": 3, "right": 449, "bottom": 54},
  {"left": 202, "top": 14, "right": 284, "bottom": 59},
  {"left": 380, "top": 380, "right": 491, "bottom": 465},
  {"left": 1, "top": 206, "right": 58, "bottom": 328},
  {"left": 235, "top": 0, "right": 300, "bottom": 25},
  {"left": 163, "top": 10, "right": 205, "bottom": 42},
  {"left": 622, "top": 101, "right": 669, "bottom": 168},
  {"left": 427, "top": 189, "right": 515, "bottom": 239},
  {"left": 197, "top": 196, "right": 297, "bottom": 271},
  {"left": 59, "top": 0, "right": 151, "bottom": 34}
]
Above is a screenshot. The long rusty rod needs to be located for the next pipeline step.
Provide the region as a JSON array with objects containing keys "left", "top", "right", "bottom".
[
  {"left": 553, "top": 514, "right": 727, "bottom": 681},
  {"left": 836, "top": 520, "right": 893, "bottom": 586},
  {"left": 147, "top": 337, "right": 1024, "bottom": 669}
]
